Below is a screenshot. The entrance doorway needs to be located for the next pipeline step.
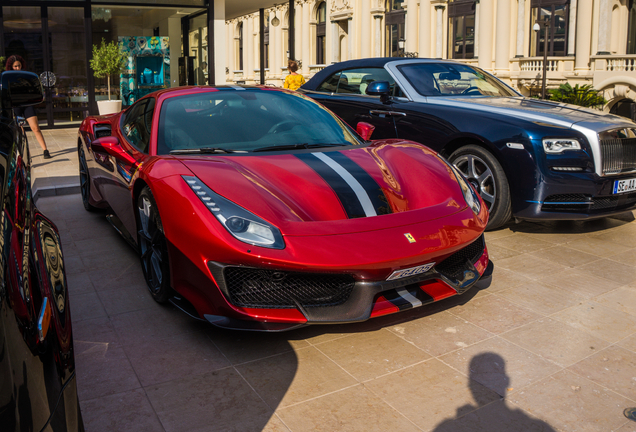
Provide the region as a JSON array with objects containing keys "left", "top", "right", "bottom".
[{"left": 3, "top": 6, "right": 88, "bottom": 127}]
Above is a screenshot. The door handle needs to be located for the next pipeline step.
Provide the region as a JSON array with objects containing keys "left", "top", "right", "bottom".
[{"left": 370, "top": 110, "right": 406, "bottom": 118}]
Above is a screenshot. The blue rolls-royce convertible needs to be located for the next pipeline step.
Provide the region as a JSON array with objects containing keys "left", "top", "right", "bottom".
[{"left": 301, "top": 58, "right": 636, "bottom": 229}]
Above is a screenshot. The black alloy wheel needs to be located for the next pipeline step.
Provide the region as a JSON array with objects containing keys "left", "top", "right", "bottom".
[
  {"left": 137, "top": 186, "right": 172, "bottom": 303},
  {"left": 78, "top": 145, "right": 98, "bottom": 211},
  {"left": 449, "top": 145, "right": 512, "bottom": 230}
]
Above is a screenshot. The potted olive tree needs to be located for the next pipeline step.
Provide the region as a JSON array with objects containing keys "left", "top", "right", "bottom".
[{"left": 90, "top": 38, "right": 126, "bottom": 115}]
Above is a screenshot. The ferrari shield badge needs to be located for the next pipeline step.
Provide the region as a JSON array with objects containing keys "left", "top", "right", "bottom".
[{"left": 404, "top": 233, "right": 416, "bottom": 243}]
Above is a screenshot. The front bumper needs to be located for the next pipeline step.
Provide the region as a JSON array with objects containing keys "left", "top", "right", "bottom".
[
  {"left": 515, "top": 171, "right": 636, "bottom": 220},
  {"left": 203, "top": 236, "right": 493, "bottom": 331}
]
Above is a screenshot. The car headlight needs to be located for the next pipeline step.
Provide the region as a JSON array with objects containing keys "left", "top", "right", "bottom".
[
  {"left": 183, "top": 176, "right": 285, "bottom": 249},
  {"left": 542, "top": 138, "right": 581, "bottom": 154},
  {"left": 439, "top": 157, "right": 482, "bottom": 215}
]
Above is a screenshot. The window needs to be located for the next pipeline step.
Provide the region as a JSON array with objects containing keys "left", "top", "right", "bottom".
[
  {"left": 397, "top": 63, "right": 518, "bottom": 97},
  {"left": 122, "top": 98, "right": 155, "bottom": 153},
  {"left": 628, "top": 0, "right": 636, "bottom": 54},
  {"left": 448, "top": 0, "right": 475, "bottom": 59},
  {"left": 530, "top": 0, "right": 569, "bottom": 57},
  {"left": 316, "top": 2, "right": 326, "bottom": 65},
  {"left": 156, "top": 91, "right": 361, "bottom": 154},
  {"left": 385, "top": 0, "right": 405, "bottom": 57},
  {"left": 316, "top": 67, "right": 404, "bottom": 96},
  {"left": 238, "top": 22, "right": 244, "bottom": 71}
]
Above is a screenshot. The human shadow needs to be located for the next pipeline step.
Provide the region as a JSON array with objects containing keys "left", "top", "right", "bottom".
[{"left": 432, "top": 353, "right": 556, "bottom": 432}]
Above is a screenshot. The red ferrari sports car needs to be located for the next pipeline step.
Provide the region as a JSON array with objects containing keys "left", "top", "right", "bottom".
[{"left": 78, "top": 86, "right": 492, "bottom": 331}]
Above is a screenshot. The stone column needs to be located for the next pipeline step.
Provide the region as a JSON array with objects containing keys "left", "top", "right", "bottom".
[
  {"left": 435, "top": 5, "right": 444, "bottom": 58},
  {"left": 515, "top": 0, "right": 525, "bottom": 57},
  {"left": 246, "top": 15, "right": 254, "bottom": 81},
  {"left": 361, "top": 0, "right": 372, "bottom": 58},
  {"left": 574, "top": 0, "right": 593, "bottom": 72},
  {"left": 270, "top": 10, "right": 279, "bottom": 78},
  {"left": 332, "top": 20, "right": 340, "bottom": 63},
  {"left": 301, "top": 0, "right": 310, "bottom": 73},
  {"left": 597, "top": 0, "right": 611, "bottom": 54},
  {"left": 478, "top": 0, "right": 493, "bottom": 70},
  {"left": 406, "top": 0, "right": 418, "bottom": 54},
  {"left": 495, "top": 0, "right": 511, "bottom": 71},
  {"left": 474, "top": 0, "right": 480, "bottom": 58},
  {"left": 227, "top": 22, "right": 235, "bottom": 82},
  {"left": 567, "top": 0, "right": 577, "bottom": 55},
  {"left": 419, "top": 0, "right": 431, "bottom": 58},
  {"left": 374, "top": 15, "right": 382, "bottom": 57},
  {"left": 348, "top": 18, "right": 354, "bottom": 61}
]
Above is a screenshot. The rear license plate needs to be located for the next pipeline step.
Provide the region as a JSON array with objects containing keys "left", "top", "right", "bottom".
[{"left": 613, "top": 178, "right": 636, "bottom": 194}]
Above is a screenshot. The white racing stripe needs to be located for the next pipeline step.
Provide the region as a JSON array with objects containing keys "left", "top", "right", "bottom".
[
  {"left": 313, "top": 152, "right": 377, "bottom": 217},
  {"left": 396, "top": 288, "right": 423, "bottom": 308}
]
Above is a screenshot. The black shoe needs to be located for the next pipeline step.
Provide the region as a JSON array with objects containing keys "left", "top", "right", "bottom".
[{"left": 43, "top": 150, "right": 51, "bottom": 159}]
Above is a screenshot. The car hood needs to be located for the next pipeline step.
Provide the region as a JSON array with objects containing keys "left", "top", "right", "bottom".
[
  {"left": 176, "top": 141, "right": 470, "bottom": 235},
  {"left": 427, "top": 96, "right": 636, "bottom": 130}
]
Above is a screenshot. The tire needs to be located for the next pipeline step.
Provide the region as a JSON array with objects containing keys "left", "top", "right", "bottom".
[
  {"left": 137, "top": 186, "right": 172, "bottom": 303},
  {"left": 449, "top": 145, "right": 512, "bottom": 230},
  {"left": 78, "top": 146, "right": 98, "bottom": 212}
]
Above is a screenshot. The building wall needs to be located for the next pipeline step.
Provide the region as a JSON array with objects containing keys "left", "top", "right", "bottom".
[{"left": 225, "top": 0, "right": 636, "bottom": 114}]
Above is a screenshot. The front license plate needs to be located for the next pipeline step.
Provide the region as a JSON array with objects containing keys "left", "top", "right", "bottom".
[
  {"left": 387, "top": 262, "right": 435, "bottom": 281},
  {"left": 613, "top": 178, "right": 636, "bottom": 194}
]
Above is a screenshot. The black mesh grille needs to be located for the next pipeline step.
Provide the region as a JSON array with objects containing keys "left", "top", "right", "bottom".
[
  {"left": 542, "top": 192, "right": 636, "bottom": 213},
  {"left": 224, "top": 268, "right": 355, "bottom": 309},
  {"left": 435, "top": 236, "right": 485, "bottom": 280},
  {"left": 543, "top": 194, "right": 591, "bottom": 203}
]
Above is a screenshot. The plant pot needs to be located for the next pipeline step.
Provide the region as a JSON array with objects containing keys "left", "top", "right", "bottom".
[{"left": 97, "top": 100, "right": 122, "bottom": 115}]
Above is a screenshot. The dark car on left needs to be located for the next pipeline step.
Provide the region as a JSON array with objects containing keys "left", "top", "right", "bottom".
[{"left": 0, "top": 71, "right": 84, "bottom": 431}]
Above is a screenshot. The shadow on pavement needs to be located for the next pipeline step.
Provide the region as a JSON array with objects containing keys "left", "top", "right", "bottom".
[{"left": 431, "top": 353, "right": 556, "bottom": 432}]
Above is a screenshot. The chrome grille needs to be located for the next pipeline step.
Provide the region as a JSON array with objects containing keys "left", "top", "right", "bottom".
[{"left": 600, "top": 137, "right": 636, "bottom": 175}]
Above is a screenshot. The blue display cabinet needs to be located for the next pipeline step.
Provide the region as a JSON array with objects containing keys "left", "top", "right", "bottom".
[{"left": 119, "top": 36, "right": 170, "bottom": 106}]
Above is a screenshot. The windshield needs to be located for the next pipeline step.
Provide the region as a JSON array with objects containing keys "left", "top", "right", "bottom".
[
  {"left": 157, "top": 89, "right": 361, "bottom": 155},
  {"left": 397, "top": 63, "right": 519, "bottom": 97}
]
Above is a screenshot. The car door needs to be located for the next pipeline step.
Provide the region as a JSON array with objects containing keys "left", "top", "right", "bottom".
[
  {"left": 109, "top": 97, "right": 156, "bottom": 236},
  {"left": 302, "top": 67, "right": 399, "bottom": 139}
]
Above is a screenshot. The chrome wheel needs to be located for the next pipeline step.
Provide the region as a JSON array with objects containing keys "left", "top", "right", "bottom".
[
  {"left": 449, "top": 145, "right": 511, "bottom": 230},
  {"left": 137, "top": 187, "right": 171, "bottom": 302},
  {"left": 452, "top": 154, "right": 496, "bottom": 209}
]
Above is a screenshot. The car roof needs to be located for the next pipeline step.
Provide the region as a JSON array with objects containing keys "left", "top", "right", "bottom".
[{"left": 302, "top": 57, "right": 464, "bottom": 90}]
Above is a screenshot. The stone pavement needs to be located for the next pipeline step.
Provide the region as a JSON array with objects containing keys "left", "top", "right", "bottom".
[{"left": 31, "top": 128, "right": 636, "bottom": 432}]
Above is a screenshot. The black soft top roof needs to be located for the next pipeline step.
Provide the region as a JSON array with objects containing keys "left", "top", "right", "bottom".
[{"left": 301, "top": 57, "right": 457, "bottom": 90}]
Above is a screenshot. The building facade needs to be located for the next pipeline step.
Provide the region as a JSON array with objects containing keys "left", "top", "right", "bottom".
[{"left": 225, "top": 0, "right": 636, "bottom": 119}]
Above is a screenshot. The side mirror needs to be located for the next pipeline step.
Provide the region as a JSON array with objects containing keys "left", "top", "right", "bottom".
[
  {"left": 0, "top": 71, "right": 44, "bottom": 109},
  {"left": 365, "top": 81, "right": 391, "bottom": 103},
  {"left": 356, "top": 122, "right": 376, "bottom": 141},
  {"left": 91, "top": 136, "right": 136, "bottom": 165},
  {"left": 91, "top": 136, "right": 121, "bottom": 156}
]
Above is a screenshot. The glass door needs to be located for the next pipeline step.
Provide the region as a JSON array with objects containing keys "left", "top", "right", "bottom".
[
  {"left": 3, "top": 6, "right": 87, "bottom": 127},
  {"left": 188, "top": 12, "right": 208, "bottom": 85},
  {"left": 3, "top": 7, "right": 47, "bottom": 125},
  {"left": 47, "top": 7, "right": 88, "bottom": 126}
]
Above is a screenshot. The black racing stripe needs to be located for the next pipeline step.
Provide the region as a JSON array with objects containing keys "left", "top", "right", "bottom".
[
  {"left": 295, "top": 153, "right": 366, "bottom": 218},
  {"left": 383, "top": 286, "right": 435, "bottom": 311},
  {"left": 324, "top": 151, "right": 392, "bottom": 215}
]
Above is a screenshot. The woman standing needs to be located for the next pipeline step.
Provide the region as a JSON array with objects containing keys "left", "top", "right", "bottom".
[
  {"left": 283, "top": 60, "right": 305, "bottom": 91},
  {"left": 5, "top": 55, "right": 51, "bottom": 159}
]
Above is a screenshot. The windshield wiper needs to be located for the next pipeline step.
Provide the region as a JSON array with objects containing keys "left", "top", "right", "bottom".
[
  {"left": 252, "top": 143, "right": 345, "bottom": 152},
  {"left": 169, "top": 147, "right": 247, "bottom": 155}
]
